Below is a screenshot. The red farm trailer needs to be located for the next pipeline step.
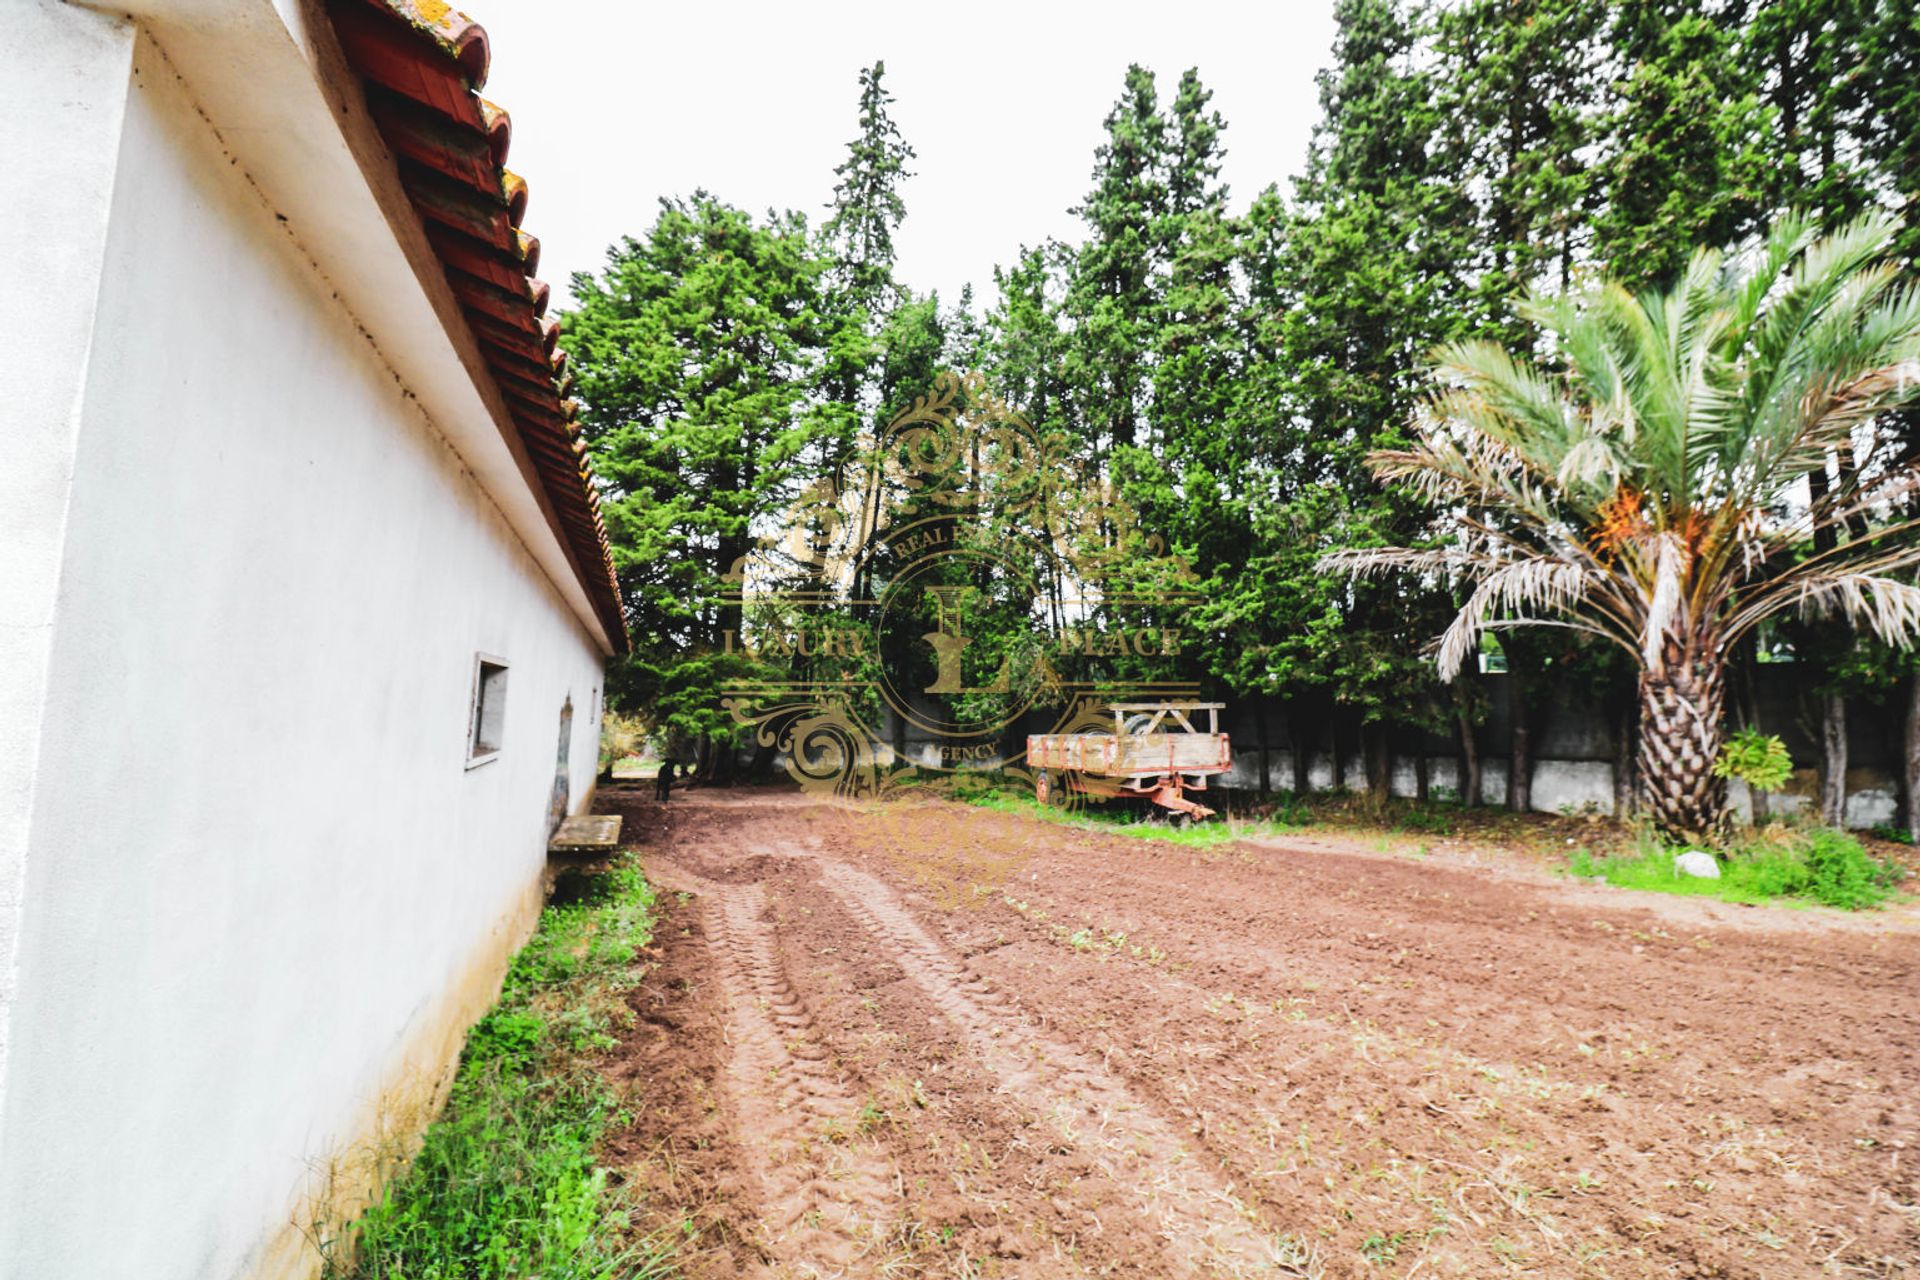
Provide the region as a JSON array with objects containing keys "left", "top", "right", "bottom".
[{"left": 1027, "top": 701, "right": 1232, "bottom": 820}]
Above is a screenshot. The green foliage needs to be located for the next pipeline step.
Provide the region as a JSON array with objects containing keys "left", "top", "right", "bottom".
[
  {"left": 1591, "top": 11, "right": 1774, "bottom": 291},
  {"left": 562, "top": 0, "right": 1920, "bottom": 803},
  {"left": 1393, "top": 803, "right": 1456, "bottom": 835},
  {"left": 565, "top": 194, "right": 856, "bottom": 744},
  {"left": 1798, "top": 827, "right": 1905, "bottom": 909},
  {"left": 822, "top": 61, "right": 915, "bottom": 310},
  {"left": 597, "top": 712, "right": 647, "bottom": 775},
  {"left": 320, "top": 864, "right": 667, "bottom": 1279},
  {"left": 959, "top": 776, "right": 1311, "bottom": 846},
  {"left": 1713, "top": 728, "right": 1794, "bottom": 794},
  {"left": 1567, "top": 826, "right": 1905, "bottom": 910}
]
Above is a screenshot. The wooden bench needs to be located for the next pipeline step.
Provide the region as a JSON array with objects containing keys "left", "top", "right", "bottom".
[{"left": 548, "top": 814, "right": 622, "bottom": 855}]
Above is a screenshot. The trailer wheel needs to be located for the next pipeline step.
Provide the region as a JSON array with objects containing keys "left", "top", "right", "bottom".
[{"left": 1035, "top": 769, "right": 1053, "bottom": 806}]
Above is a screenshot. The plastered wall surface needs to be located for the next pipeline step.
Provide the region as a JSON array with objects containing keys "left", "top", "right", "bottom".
[
  {"left": 0, "top": 0, "right": 138, "bottom": 1144},
  {"left": 0, "top": 27, "right": 605, "bottom": 1279}
]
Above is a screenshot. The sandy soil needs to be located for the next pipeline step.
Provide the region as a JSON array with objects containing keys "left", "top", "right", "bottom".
[{"left": 592, "top": 786, "right": 1920, "bottom": 1279}]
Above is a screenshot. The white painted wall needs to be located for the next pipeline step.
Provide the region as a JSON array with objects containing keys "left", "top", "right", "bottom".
[
  {"left": 0, "top": 23, "right": 606, "bottom": 1280},
  {"left": 0, "top": 0, "right": 138, "bottom": 1145}
]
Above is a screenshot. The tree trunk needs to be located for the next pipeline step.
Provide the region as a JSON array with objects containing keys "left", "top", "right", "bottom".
[
  {"left": 1612, "top": 698, "right": 1637, "bottom": 822},
  {"left": 1906, "top": 672, "right": 1920, "bottom": 842},
  {"left": 1637, "top": 641, "right": 1728, "bottom": 840},
  {"left": 1365, "top": 724, "right": 1391, "bottom": 808},
  {"left": 1508, "top": 684, "right": 1533, "bottom": 815},
  {"left": 1733, "top": 647, "right": 1767, "bottom": 824},
  {"left": 1414, "top": 749, "right": 1430, "bottom": 803},
  {"left": 1819, "top": 691, "right": 1847, "bottom": 829},
  {"left": 1456, "top": 708, "right": 1483, "bottom": 807},
  {"left": 1290, "top": 709, "right": 1311, "bottom": 796},
  {"left": 1256, "top": 705, "right": 1271, "bottom": 797}
]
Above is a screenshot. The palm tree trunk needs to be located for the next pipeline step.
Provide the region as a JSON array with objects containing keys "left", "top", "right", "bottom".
[{"left": 1637, "top": 639, "right": 1728, "bottom": 840}]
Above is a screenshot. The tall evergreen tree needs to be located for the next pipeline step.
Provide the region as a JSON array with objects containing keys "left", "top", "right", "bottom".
[
  {"left": 1247, "top": 0, "right": 1476, "bottom": 795},
  {"left": 1435, "top": 0, "right": 1605, "bottom": 324},
  {"left": 1591, "top": 6, "right": 1774, "bottom": 290},
  {"left": 564, "top": 195, "right": 853, "bottom": 764},
  {"left": 1062, "top": 66, "right": 1167, "bottom": 458},
  {"left": 822, "top": 61, "right": 916, "bottom": 311}
]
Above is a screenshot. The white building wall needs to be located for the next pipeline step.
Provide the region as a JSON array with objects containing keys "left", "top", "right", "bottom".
[
  {"left": 0, "top": 26, "right": 607, "bottom": 1280},
  {"left": 0, "top": 0, "right": 138, "bottom": 1146}
]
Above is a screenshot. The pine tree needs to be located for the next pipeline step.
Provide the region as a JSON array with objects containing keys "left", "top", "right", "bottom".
[
  {"left": 1062, "top": 66, "right": 1167, "bottom": 458},
  {"left": 1243, "top": 0, "right": 1475, "bottom": 792},
  {"left": 822, "top": 61, "right": 916, "bottom": 311},
  {"left": 1435, "top": 0, "right": 1605, "bottom": 326},
  {"left": 564, "top": 195, "right": 852, "bottom": 763},
  {"left": 1591, "top": 6, "right": 1774, "bottom": 290}
]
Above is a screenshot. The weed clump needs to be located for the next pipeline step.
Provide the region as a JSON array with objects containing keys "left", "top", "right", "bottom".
[
  {"left": 1566, "top": 823, "right": 1905, "bottom": 910},
  {"left": 319, "top": 860, "right": 671, "bottom": 1279}
]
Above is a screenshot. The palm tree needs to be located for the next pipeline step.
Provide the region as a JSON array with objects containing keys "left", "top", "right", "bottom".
[{"left": 1324, "top": 213, "right": 1920, "bottom": 838}]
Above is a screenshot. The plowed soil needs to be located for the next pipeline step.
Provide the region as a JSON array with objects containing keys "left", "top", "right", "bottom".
[{"left": 593, "top": 787, "right": 1920, "bottom": 1279}]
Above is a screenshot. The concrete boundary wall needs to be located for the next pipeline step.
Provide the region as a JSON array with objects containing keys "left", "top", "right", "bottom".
[{"left": 875, "top": 668, "right": 1904, "bottom": 829}]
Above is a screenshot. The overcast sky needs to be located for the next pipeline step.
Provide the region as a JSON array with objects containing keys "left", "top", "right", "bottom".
[{"left": 474, "top": 1, "right": 1341, "bottom": 310}]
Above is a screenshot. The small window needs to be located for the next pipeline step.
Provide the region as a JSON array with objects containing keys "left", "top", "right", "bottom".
[{"left": 467, "top": 654, "right": 509, "bottom": 766}]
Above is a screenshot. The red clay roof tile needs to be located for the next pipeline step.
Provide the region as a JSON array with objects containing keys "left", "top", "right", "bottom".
[{"left": 327, "top": 0, "right": 625, "bottom": 650}]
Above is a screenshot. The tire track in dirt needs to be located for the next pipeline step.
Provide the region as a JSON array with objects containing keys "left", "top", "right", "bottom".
[
  {"left": 648, "top": 857, "right": 902, "bottom": 1277},
  {"left": 815, "top": 858, "right": 1288, "bottom": 1278}
]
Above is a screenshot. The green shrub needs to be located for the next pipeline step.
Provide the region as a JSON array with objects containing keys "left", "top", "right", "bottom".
[
  {"left": 466, "top": 1008, "right": 544, "bottom": 1070},
  {"left": 1713, "top": 728, "right": 1793, "bottom": 795},
  {"left": 1797, "top": 827, "right": 1904, "bottom": 909},
  {"left": 1566, "top": 824, "right": 1905, "bottom": 910},
  {"left": 1271, "top": 792, "right": 1315, "bottom": 827},
  {"left": 1394, "top": 805, "right": 1454, "bottom": 835}
]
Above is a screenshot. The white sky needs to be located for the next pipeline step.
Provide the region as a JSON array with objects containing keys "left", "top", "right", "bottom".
[{"left": 474, "top": 1, "right": 1341, "bottom": 311}]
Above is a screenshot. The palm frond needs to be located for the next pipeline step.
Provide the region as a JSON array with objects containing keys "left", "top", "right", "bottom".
[
  {"left": 1789, "top": 574, "right": 1920, "bottom": 649},
  {"left": 1335, "top": 213, "right": 1920, "bottom": 693},
  {"left": 1316, "top": 546, "right": 1505, "bottom": 580},
  {"left": 1435, "top": 558, "right": 1605, "bottom": 680}
]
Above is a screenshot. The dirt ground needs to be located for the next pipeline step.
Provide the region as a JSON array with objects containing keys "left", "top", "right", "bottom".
[{"left": 589, "top": 786, "right": 1920, "bottom": 1279}]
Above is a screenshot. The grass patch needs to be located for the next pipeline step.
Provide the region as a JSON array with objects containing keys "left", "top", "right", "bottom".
[
  {"left": 956, "top": 778, "right": 1310, "bottom": 847},
  {"left": 319, "top": 859, "right": 673, "bottom": 1280},
  {"left": 1565, "top": 825, "right": 1906, "bottom": 910}
]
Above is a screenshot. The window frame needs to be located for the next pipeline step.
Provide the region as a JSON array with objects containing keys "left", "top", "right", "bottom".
[{"left": 466, "top": 652, "right": 511, "bottom": 769}]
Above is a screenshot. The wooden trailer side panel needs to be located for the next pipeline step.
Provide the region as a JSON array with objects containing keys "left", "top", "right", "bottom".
[{"left": 1028, "top": 733, "right": 1230, "bottom": 777}]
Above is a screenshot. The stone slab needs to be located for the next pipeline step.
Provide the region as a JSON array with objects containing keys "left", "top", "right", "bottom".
[{"left": 548, "top": 814, "right": 622, "bottom": 853}]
